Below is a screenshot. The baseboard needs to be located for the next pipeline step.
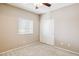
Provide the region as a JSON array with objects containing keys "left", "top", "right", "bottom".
[
  {"left": 55, "top": 46, "right": 79, "bottom": 55},
  {"left": 0, "top": 40, "right": 39, "bottom": 55},
  {"left": 0, "top": 41, "right": 79, "bottom": 56},
  {"left": 39, "top": 42, "right": 79, "bottom": 55}
]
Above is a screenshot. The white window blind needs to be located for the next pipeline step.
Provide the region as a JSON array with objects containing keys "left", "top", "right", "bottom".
[{"left": 18, "top": 18, "right": 33, "bottom": 34}]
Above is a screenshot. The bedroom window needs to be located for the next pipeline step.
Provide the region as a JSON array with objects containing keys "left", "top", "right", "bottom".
[{"left": 18, "top": 18, "right": 33, "bottom": 34}]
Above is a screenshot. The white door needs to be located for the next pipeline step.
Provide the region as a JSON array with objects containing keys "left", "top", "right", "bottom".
[{"left": 40, "top": 13, "right": 54, "bottom": 45}]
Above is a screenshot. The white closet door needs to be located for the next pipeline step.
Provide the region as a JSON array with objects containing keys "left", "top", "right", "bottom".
[{"left": 40, "top": 13, "right": 54, "bottom": 45}]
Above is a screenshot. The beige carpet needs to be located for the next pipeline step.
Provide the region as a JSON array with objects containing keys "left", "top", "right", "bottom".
[{"left": 0, "top": 42, "right": 78, "bottom": 56}]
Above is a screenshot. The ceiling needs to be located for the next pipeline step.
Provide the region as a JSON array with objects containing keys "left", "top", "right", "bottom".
[{"left": 8, "top": 3, "right": 74, "bottom": 14}]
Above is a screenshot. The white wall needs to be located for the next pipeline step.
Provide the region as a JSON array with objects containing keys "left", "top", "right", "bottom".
[
  {"left": 0, "top": 4, "right": 39, "bottom": 52},
  {"left": 53, "top": 4, "right": 79, "bottom": 53},
  {"left": 40, "top": 4, "right": 79, "bottom": 53}
]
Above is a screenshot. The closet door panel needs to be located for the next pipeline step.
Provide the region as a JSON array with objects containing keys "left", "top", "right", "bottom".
[{"left": 40, "top": 13, "right": 54, "bottom": 45}]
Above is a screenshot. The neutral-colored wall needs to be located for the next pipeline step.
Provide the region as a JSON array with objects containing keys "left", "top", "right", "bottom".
[
  {"left": 0, "top": 4, "right": 39, "bottom": 52},
  {"left": 53, "top": 4, "right": 79, "bottom": 53},
  {"left": 0, "top": 3, "right": 79, "bottom": 53},
  {"left": 41, "top": 4, "right": 79, "bottom": 53}
]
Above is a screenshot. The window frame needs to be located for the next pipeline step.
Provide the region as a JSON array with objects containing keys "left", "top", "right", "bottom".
[{"left": 17, "top": 18, "right": 33, "bottom": 35}]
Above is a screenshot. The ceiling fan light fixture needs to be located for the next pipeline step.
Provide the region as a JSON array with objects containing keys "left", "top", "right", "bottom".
[
  {"left": 34, "top": 3, "right": 43, "bottom": 7},
  {"left": 34, "top": 3, "right": 51, "bottom": 9},
  {"left": 34, "top": 3, "right": 43, "bottom": 9}
]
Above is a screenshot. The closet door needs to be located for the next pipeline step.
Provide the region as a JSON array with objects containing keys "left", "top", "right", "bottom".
[{"left": 40, "top": 13, "right": 54, "bottom": 45}]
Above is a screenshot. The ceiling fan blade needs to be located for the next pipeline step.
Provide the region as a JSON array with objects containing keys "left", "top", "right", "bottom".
[{"left": 42, "top": 3, "right": 51, "bottom": 7}]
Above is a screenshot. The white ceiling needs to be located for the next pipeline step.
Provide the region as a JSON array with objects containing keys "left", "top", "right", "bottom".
[{"left": 8, "top": 3, "right": 74, "bottom": 14}]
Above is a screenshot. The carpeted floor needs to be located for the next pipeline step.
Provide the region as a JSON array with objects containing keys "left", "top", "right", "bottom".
[{"left": 0, "top": 42, "right": 78, "bottom": 56}]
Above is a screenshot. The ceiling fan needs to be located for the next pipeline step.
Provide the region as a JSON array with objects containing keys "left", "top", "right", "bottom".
[{"left": 35, "top": 3, "right": 51, "bottom": 9}]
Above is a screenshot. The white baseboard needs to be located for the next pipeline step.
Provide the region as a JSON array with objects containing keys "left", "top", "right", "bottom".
[
  {"left": 41, "top": 42, "right": 79, "bottom": 55},
  {"left": 55, "top": 46, "right": 79, "bottom": 55},
  {"left": 0, "top": 40, "right": 39, "bottom": 55},
  {"left": 0, "top": 41, "right": 79, "bottom": 56}
]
